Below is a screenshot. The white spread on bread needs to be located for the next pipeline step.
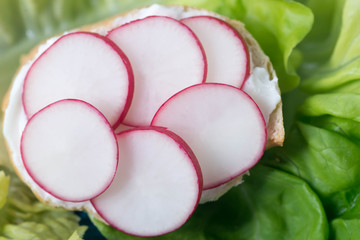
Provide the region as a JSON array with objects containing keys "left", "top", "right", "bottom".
[
  {"left": 243, "top": 67, "right": 280, "bottom": 124},
  {"left": 3, "top": 4, "right": 281, "bottom": 210}
]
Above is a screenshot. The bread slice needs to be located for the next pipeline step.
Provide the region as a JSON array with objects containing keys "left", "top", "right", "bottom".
[{"left": 2, "top": 4, "right": 284, "bottom": 213}]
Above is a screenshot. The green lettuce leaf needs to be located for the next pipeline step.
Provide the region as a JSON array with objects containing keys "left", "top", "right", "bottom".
[
  {"left": 330, "top": 219, "right": 360, "bottom": 240},
  {"left": 0, "top": 171, "right": 10, "bottom": 209},
  {"left": 265, "top": 122, "right": 360, "bottom": 198},
  {"left": 299, "top": 93, "right": 360, "bottom": 121},
  {"left": 91, "top": 165, "right": 328, "bottom": 240},
  {"left": 263, "top": 120, "right": 360, "bottom": 224},
  {"left": 301, "top": 0, "right": 360, "bottom": 92},
  {"left": 325, "top": 186, "right": 360, "bottom": 219},
  {"left": 296, "top": 0, "right": 345, "bottom": 75},
  {"left": 306, "top": 116, "right": 360, "bottom": 146},
  {"left": 265, "top": 0, "right": 360, "bottom": 222},
  {"left": 0, "top": 167, "right": 86, "bottom": 240},
  {"left": 68, "top": 227, "right": 88, "bottom": 240}
]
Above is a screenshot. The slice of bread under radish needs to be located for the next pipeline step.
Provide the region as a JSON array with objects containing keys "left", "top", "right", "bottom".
[{"left": 2, "top": 4, "right": 284, "bottom": 236}]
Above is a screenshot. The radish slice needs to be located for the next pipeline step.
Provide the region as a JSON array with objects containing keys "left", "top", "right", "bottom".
[
  {"left": 23, "top": 32, "right": 134, "bottom": 128},
  {"left": 181, "top": 16, "right": 250, "bottom": 88},
  {"left": 21, "top": 99, "right": 118, "bottom": 202},
  {"left": 107, "top": 16, "right": 207, "bottom": 126},
  {"left": 92, "top": 127, "right": 202, "bottom": 237},
  {"left": 152, "top": 83, "right": 266, "bottom": 190}
]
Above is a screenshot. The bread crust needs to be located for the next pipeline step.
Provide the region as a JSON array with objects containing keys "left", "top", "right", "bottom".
[{"left": 2, "top": 5, "right": 284, "bottom": 212}]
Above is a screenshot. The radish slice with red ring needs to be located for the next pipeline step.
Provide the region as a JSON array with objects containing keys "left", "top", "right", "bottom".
[
  {"left": 23, "top": 31, "right": 134, "bottom": 128},
  {"left": 152, "top": 83, "right": 266, "bottom": 190},
  {"left": 181, "top": 16, "right": 250, "bottom": 88},
  {"left": 107, "top": 16, "right": 207, "bottom": 126},
  {"left": 92, "top": 127, "right": 202, "bottom": 237},
  {"left": 21, "top": 99, "right": 118, "bottom": 202}
]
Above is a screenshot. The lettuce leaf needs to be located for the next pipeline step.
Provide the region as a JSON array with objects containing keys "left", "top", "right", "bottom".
[
  {"left": 68, "top": 227, "right": 88, "bottom": 240},
  {"left": 296, "top": 0, "right": 345, "bottom": 75},
  {"left": 0, "top": 171, "right": 10, "bottom": 209},
  {"left": 91, "top": 165, "right": 328, "bottom": 240},
  {"left": 265, "top": 122, "right": 360, "bottom": 198},
  {"left": 264, "top": 1, "right": 360, "bottom": 237},
  {"left": 282, "top": 0, "right": 360, "bottom": 201},
  {"left": 299, "top": 93, "right": 360, "bottom": 121},
  {"left": 0, "top": 167, "right": 86, "bottom": 240},
  {"left": 330, "top": 219, "right": 360, "bottom": 240},
  {"left": 325, "top": 186, "right": 360, "bottom": 219},
  {"left": 301, "top": 0, "right": 360, "bottom": 92},
  {"left": 306, "top": 116, "right": 360, "bottom": 146}
]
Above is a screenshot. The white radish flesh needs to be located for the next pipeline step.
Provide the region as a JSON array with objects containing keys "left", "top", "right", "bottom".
[
  {"left": 181, "top": 16, "right": 250, "bottom": 88},
  {"left": 152, "top": 83, "right": 266, "bottom": 190},
  {"left": 23, "top": 32, "right": 134, "bottom": 128},
  {"left": 92, "top": 127, "right": 202, "bottom": 237},
  {"left": 107, "top": 16, "right": 207, "bottom": 126},
  {"left": 21, "top": 99, "right": 118, "bottom": 202}
]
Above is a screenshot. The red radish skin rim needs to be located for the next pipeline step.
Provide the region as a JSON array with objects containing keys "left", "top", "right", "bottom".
[
  {"left": 181, "top": 16, "right": 251, "bottom": 88},
  {"left": 20, "top": 99, "right": 119, "bottom": 202},
  {"left": 22, "top": 32, "right": 134, "bottom": 129},
  {"left": 143, "top": 126, "right": 203, "bottom": 197},
  {"left": 99, "top": 33, "right": 134, "bottom": 129},
  {"left": 151, "top": 83, "right": 267, "bottom": 190},
  {"left": 107, "top": 16, "right": 207, "bottom": 127},
  {"left": 91, "top": 127, "right": 203, "bottom": 237}
]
